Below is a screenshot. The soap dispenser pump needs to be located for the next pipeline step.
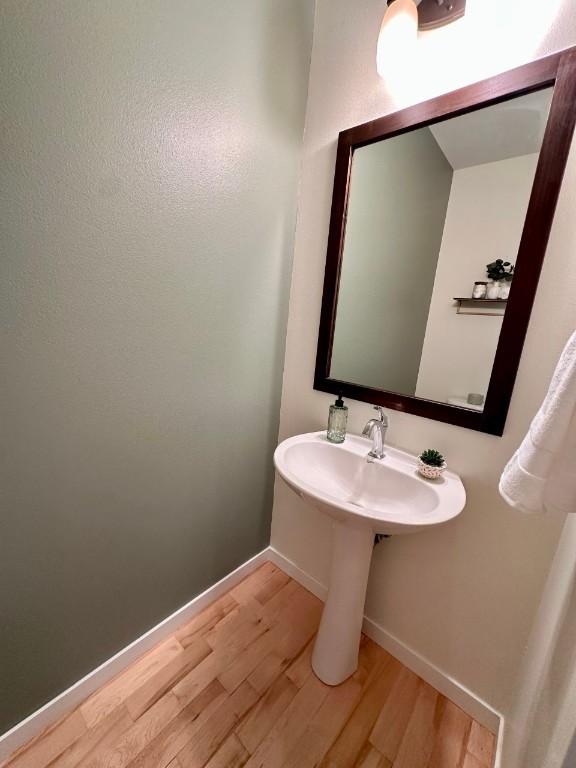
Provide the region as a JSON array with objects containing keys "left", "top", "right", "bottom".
[{"left": 327, "top": 394, "right": 348, "bottom": 444}]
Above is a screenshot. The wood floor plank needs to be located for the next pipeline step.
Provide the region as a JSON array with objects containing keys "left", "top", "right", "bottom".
[
  {"left": 262, "top": 581, "right": 316, "bottom": 624},
  {"left": 219, "top": 583, "right": 322, "bottom": 695},
  {"left": 126, "top": 636, "right": 212, "bottom": 719},
  {"left": 280, "top": 674, "right": 363, "bottom": 768},
  {"left": 427, "top": 699, "right": 471, "bottom": 768},
  {"left": 4, "top": 570, "right": 496, "bottom": 768},
  {"left": 368, "top": 665, "right": 420, "bottom": 761},
  {"left": 393, "top": 683, "right": 441, "bottom": 768},
  {"left": 204, "top": 734, "right": 249, "bottom": 768},
  {"left": 246, "top": 620, "right": 318, "bottom": 695},
  {"left": 218, "top": 626, "right": 280, "bottom": 693},
  {"left": 80, "top": 694, "right": 181, "bottom": 768},
  {"left": 236, "top": 674, "right": 298, "bottom": 754},
  {"left": 353, "top": 744, "right": 392, "bottom": 768},
  {"left": 176, "top": 683, "right": 258, "bottom": 768},
  {"left": 462, "top": 754, "right": 485, "bottom": 768},
  {"left": 274, "top": 589, "right": 322, "bottom": 660},
  {"left": 173, "top": 614, "right": 269, "bottom": 705},
  {"left": 284, "top": 640, "right": 314, "bottom": 689},
  {"left": 3, "top": 710, "right": 87, "bottom": 768},
  {"left": 171, "top": 652, "right": 227, "bottom": 706},
  {"left": 252, "top": 570, "right": 291, "bottom": 605},
  {"left": 125, "top": 680, "right": 226, "bottom": 768},
  {"left": 229, "top": 564, "right": 278, "bottom": 606},
  {"left": 175, "top": 595, "right": 238, "bottom": 648},
  {"left": 258, "top": 580, "right": 301, "bottom": 625},
  {"left": 319, "top": 647, "right": 399, "bottom": 768},
  {"left": 356, "top": 637, "right": 390, "bottom": 677},
  {"left": 49, "top": 706, "right": 132, "bottom": 768},
  {"left": 243, "top": 673, "right": 330, "bottom": 768},
  {"left": 246, "top": 651, "right": 286, "bottom": 694},
  {"left": 80, "top": 637, "right": 184, "bottom": 728},
  {"left": 205, "top": 601, "right": 267, "bottom": 652},
  {"left": 81, "top": 682, "right": 220, "bottom": 768},
  {"left": 467, "top": 721, "right": 496, "bottom": 766}
]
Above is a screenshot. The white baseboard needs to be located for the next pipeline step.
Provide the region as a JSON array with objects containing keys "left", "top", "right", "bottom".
[
  {"left": 2, "top": 544, "right": 502, "bottom": 764},
  {"left": 268, "top": 547, "right": 328, "bottom": 601},
  {"left": 269, "top": 546, "right": 502, "bottom": 736},
  {"left": 494, "top": 718, "right": 506, "bottom": 768},
  {"left": 0, "top": 548, "right": 269, "bottom": 763}
]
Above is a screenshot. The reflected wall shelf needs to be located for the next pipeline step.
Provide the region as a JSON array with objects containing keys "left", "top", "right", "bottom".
[
  {"left": 447, "top": 396, "right": 484, "bottom": 412},
  {"left": 453, "top": 297, "right": 508, "bottom": 316}
]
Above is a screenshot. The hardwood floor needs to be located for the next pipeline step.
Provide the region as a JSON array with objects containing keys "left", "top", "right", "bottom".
[{"left": 2, "top": 563, "right": 496, "bottom": 768}]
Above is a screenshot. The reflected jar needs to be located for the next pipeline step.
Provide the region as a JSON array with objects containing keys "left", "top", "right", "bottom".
[
  {"left": 472, "top": 281, "right": 487, "bottom": 299},
  {"left": 486, "top": 281, "right": 501, "bottom": 300}
]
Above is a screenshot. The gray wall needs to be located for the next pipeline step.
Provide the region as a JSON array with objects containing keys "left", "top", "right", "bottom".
[
  {"left": 0, "top": 0, "right": 313, "bottom": 732},
  {"left": 331, "top": 128, "right": 453, "bottom": 394}
]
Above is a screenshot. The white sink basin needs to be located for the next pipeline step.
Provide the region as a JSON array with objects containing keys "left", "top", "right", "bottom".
[
  {"left": 274, "top": 431, "right": 465, "bottom": 535},
  {"left": 274, "top": 431, "right": 466, "bottom": 686}
]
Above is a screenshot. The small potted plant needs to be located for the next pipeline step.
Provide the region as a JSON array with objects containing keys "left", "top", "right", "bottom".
[
  {"left": 486, "top": 259, "right": 514, "bottom": 299},
  {"left": 418, "top": 449, "right": 447, "bottom": 480}
]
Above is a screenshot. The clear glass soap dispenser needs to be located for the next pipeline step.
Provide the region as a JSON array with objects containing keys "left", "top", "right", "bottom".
[{"left": 327, "top": 394, "right": 348, "bottom": 443}]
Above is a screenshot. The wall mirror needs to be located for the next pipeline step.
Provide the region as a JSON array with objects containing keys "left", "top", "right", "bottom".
[{"left": 315, "top": 50, "right": 576, "bottom": 435}]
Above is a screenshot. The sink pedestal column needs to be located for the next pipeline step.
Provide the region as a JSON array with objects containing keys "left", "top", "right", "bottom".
[{"left": 312, "top": 521, "right": 374, "bottom": 686}]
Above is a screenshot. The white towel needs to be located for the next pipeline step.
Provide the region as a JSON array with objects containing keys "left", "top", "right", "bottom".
[{"left": 499, "top": 330, "right": 576, "bottom": 515}]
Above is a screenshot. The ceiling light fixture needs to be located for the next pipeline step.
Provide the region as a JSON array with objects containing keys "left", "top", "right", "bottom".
[{"left": 377, "top": 0, "right": 466, "bottom": 77}]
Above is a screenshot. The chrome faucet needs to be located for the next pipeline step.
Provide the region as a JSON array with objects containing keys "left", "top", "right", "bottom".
[{"left": 362, "top": 406, "right": 389, "bottom": 460}]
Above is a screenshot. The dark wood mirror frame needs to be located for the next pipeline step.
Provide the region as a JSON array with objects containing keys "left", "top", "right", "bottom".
[{"left": 314, "top": 48, "right": 576, "bottom": 436}]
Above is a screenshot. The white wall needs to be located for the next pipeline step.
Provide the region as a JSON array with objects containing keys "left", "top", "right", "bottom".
[
  {"left": 271, "top": 0, "right": 576, "bottom": 724},
  {"left": 415, "top": 153, "right": 539, "bottom": 404}
]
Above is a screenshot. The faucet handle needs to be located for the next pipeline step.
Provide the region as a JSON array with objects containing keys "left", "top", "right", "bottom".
[{"left": 373, "top": 405, "right": 388, "bottom": 424}]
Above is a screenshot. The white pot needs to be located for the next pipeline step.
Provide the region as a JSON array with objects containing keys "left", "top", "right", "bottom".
[
  {"left": 417, "top": 459, "right": 447, "bottom": 480},
  {"left": 486, "top": 281, "right": 500, "bottom": 300},
  {"left": 499, "top": 282, "right": 511, "bottom": 299}
]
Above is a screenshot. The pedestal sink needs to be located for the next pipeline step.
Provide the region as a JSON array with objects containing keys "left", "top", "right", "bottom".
[{"left": 274, "top": 431, "right": 466, "bottom": 686}]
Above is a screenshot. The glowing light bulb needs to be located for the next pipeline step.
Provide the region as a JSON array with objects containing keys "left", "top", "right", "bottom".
[{"left": 376, "top": 0, "right": 418, "bottom": 78}]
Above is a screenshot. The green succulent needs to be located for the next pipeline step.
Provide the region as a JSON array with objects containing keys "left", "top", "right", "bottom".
[{"left": 419, "top": 449, "right": 445, "bottom": 467}]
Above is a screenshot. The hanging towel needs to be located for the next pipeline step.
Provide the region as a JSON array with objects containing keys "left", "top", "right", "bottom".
[{"left": 499, "top": 330, "right": 576, "bottom": 514}]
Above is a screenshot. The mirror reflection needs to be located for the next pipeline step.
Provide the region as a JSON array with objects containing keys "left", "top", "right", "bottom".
[{"left": 330, "top": 88, "right": 553, "bottom": 411}]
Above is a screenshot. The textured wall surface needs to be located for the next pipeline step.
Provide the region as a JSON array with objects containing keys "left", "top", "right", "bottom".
[
  {"left": 271, "top": 0, "right": 576, "bottom": 719},
  {"left": 331, "top": 128, "right": 453, "bottom": 394},
  {"left": 416, "top": 153, "right": 538, "bottom": 403},
  {"left": 0, "top": 0, "right": 313, "bottom": 732}
]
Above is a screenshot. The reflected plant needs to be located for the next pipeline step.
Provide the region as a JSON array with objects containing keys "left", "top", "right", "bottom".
[{"left": 486, "top": 259, "right": 515, "bottom": 282}]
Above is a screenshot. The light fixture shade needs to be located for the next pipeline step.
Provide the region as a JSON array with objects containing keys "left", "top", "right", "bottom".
[
  {"left": 376, "top": 0, "right": 418, "bottom": 78},
  {"left": 418, "top": 0, "right": 466, "bottom": 30}
]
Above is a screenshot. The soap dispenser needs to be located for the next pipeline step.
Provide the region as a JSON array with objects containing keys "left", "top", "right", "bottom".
[{"left": 327, "top": 394, "right": 348, "bottom": 443}]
